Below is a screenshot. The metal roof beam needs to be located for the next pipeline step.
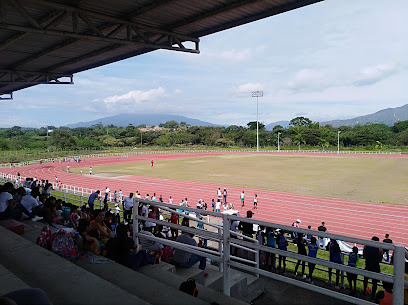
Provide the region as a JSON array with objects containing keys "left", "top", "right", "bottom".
[
  {"left": 0, "top": 69, "right": 73, "bottom": 84},
  {"left": 0, "top": 6, "right": 62, "bottom": 51},
  {"left": 125, "top": 0, "right": 173, "bottom": 19},
  {"left": 167, "top": 0, "right": 260, "bottom": 30},
  {"left": 22, "top": 0, "right": 200, "bottom": 43},
  {"left": 0, "top": 93, "right": 13, "bottom": 99},
  {"left": 0, "top": 23, "right": 199, "bottom": 53}
]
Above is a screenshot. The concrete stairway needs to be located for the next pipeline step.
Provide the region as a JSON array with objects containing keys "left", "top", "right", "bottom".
[{"left": 138, "top": 261, "right": 264, "bottom": 304}]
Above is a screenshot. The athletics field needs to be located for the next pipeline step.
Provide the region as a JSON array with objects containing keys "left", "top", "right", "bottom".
[{"left": 2, "top": 151, "right": 408, "bottom": 246}]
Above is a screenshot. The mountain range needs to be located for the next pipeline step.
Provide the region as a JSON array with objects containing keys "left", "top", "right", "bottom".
[
  {"left": 265, "top": 104, "right": 408, "bottom": 130},
  {"left": 65, "top": 104, "right": 408, "bottom": 129},
  {"left": 64, "top": 114, "right": 216, "bottom": 128}
]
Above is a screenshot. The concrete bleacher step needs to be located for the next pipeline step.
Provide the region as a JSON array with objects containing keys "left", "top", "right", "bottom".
[
  {"left": 0, "top": 264, "right": 30, "bottom": 295},
  {"left": 0, "top": 226, "right": 149, "bottom": 305},
  {"left": 138, "top": 263, "right": 248, "bottom": 305},
  {"left": 202, "top": 264, "right": 264, "bottom": 303},
  {"left": 75, "top": 259, "right": 208, "bottom": 305}
]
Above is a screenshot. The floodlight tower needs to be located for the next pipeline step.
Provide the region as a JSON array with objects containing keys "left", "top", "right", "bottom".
[{"left": 251, "top": 91, "right": 263, "bottom": 152}]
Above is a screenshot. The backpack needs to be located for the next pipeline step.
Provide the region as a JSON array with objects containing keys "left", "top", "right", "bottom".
[
  {"left": 161, "top": 246, "right": 174, "bottom": 263},
  {"left": 37, "top": 226, "right": 53, "bottom": 250},
  {"left": 51, "top": 230, "right": 79, "bottom": 262},
  {"left": 179, "top": 278, "right": 198, "bottom": 297}
]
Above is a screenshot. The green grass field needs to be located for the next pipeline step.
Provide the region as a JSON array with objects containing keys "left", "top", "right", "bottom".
[{"left": 73, "top": 154, "right": 408, "bottom": 205}]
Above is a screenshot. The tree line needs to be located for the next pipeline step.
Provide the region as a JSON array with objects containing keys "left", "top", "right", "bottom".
[{"left": 2, "top": 117, "right": 408, "bottom": 151}]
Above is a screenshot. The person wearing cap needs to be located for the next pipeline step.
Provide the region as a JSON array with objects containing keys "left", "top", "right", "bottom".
[
  {"left": 292, "top": 219, "right": 301, "bottom": 239},
  {"left": 140, "top": 222, "right": 164, "bottom": 251}
]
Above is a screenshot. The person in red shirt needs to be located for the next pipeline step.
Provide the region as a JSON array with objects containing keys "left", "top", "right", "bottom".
[
  {"left": 169, "top": 212, "right": 179, "bottom": 239},
  {"left": 151, "top": 160, "right": 154, "bottom": 167},
  {"left": 69, "top": 205, "right": 81, "bottom": 229}
]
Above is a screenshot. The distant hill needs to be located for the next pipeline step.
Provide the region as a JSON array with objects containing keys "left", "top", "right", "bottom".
[
  {"left": 265, "top": 121, "right": 290, "bottom": 130},
  {"left": 320, "top": 104, "right": 408, "bottom": 127},
  {"left": 64, "top": 114, "right": 217, "bottom": 128}
]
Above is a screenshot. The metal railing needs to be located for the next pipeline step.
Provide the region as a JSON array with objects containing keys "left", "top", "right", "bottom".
[{"left": 133, "top": 199, "right": 406, "bottom": 305}]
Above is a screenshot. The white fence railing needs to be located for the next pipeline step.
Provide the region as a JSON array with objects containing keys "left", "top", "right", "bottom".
[
  {"left": 0, "top": 149, "right": 402, "bottom": 168},
  {"left": 133, "top": 199, "right": 406, "bottom": 305}
]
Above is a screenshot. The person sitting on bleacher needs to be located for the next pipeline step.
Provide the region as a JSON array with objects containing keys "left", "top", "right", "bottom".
[
  {"left": 18, "top": 188, "right": 41, "bottom": 219},
  {"left": 89, "top": 209, "right": 113, "bottom": 245},
  {"left": 0, "top": 182, "right": 21, "bottom": 220},
  {"left": 172, "top": 228, "right": 207, "bottom": 273},
  {"left": 77, "top": 219, "right": 100, "bottom": 255},
  {"left": 139, "top": 222, "right": 164, "bottom": 251},
  {"left": 69, "top": 205, "right": 81, "bottom": 229},
  {"left": 104, "top": 223, "right": 138, "bottom": 267}
]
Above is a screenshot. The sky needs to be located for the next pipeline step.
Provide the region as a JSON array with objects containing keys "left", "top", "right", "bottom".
[{"left": 3, "top": 0, "right": 408, "bottom": 128}]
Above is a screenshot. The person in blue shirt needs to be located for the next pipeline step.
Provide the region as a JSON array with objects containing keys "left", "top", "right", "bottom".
[
  {"left": 277, "top": 230, "right": 288, "bottom": 274},
  {"left": 87, "top": 190, "right": 100, "bottom": 211},
  {"left": 265, "top": 227, "right": 276, "bottom": 271},
  {"left": 326, "top": 239, "right": 342, "bottom": 290},
  {"left": 346, "top": 246, "right": 359, "bottom": 296},
  {"left": 307, "top": 237, "right": 319, "bottom": 283}
]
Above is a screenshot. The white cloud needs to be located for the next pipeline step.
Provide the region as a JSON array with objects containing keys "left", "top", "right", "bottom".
[
  {"left": 103, "top": 87, "right": 166, "bottom": 105},
  {"left": 235, "top": 82, "right": 264, "bottom": 94},
  {"left": 353, "top": 63, "right": 398, "bottom": 86},
  {"left": 286, "top": 69, "right": 335, "bottom": 92}
]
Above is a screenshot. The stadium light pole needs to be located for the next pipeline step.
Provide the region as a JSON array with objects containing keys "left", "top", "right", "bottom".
[
  {"left": 251, "top": 91, "right": 263, "bottom": 152},
  {"left": 277, "top": 132, "right": 281, "bottom": 152},
  {"left": 337, "top": 130, "right": 341, "bottom": 154}
]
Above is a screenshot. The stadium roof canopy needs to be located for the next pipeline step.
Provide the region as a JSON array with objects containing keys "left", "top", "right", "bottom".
[{"left": 0, "top": 0, "right": 322, "bottom": 99}]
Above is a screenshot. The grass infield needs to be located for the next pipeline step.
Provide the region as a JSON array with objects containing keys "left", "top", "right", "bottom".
[{"left": 73, "top": 154, "right": 408, "bottom": 205}]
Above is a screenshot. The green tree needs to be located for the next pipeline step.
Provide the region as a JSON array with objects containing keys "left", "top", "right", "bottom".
[
  {"left": 289, "top": 117, "right": 312, "bottom": 127},
  {"left": 293, "top": 132, "right": 305, "bottom": 151},
  {"left": 165, "top": 120, "right": 179, "bottom": 129},
  {"left": 50, "top": 129, "right": 77, "bottom": 149},
  {"left": 319, "top": 138, "right": 330, "bottom": 151},
  {"left": 247, "top": 121, "right": 265, "bottom": 131}
]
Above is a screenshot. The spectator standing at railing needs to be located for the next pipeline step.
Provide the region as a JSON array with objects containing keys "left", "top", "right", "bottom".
[
  {"left": 307, "top": 237, "right": 318, "bottom": 284},
  {"left": 277, "top": 230, "right": 288, "bottom": 274},
  {"left": 382, "top": 234, "right": 393, "bottom": 263},
  {"left": 346, "top": 246, "right": 359, "bottom": 296},
  {"left": 238, "top": 210, "right": 255, "bottom": 259},
  {"left": 326, "top": 239, "right": 342, "bottom": 290},
  {"left": 265, "top": 228, "right": 276, "bottom": 271},
  {"left": 123, "top": 193, "right": 134, "bottom": 225},
  {"left": 170, "top": 212, "right": 180, "bottom": 239},
  {"left": 363, "top": 236, "right": 383, "bottom": 300},
  {"left": 318, "top": 222, "right": 327, "bottom": 248},
  {"left": 294, "top": 233, "right": 308, "bottom": 279},
  {"left": 87, "top": 190, "right": 100, "bottom": 211}
]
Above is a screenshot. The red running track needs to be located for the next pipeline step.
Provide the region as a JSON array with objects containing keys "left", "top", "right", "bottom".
[{"left": 2, "top": 152, "right": 408, "bottom": 246}]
